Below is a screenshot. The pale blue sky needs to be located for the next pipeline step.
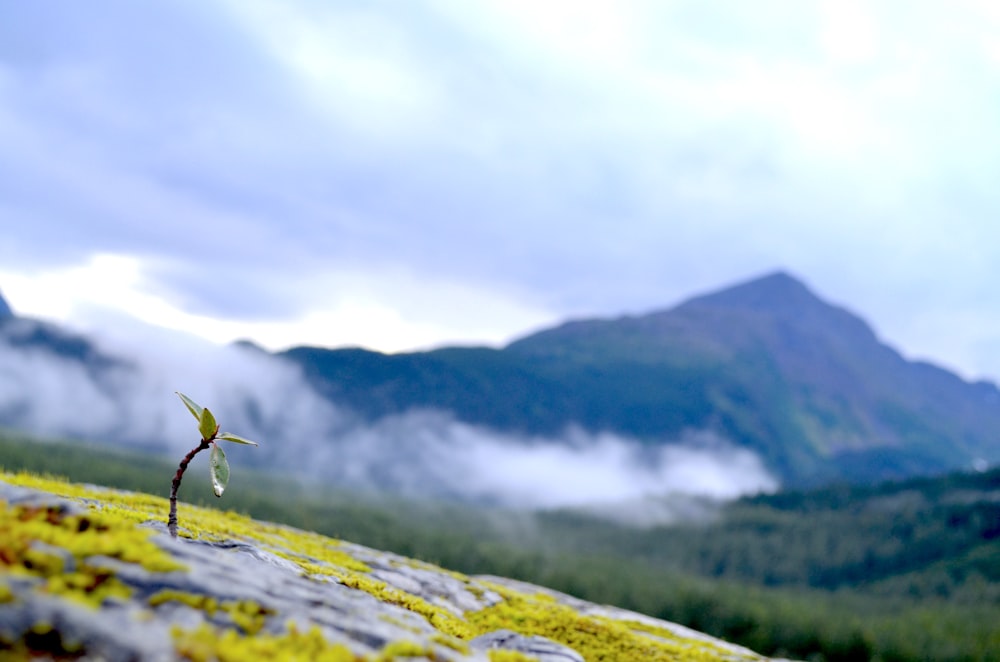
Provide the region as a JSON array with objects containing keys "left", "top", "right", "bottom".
[{"left": 2, "top": 1, "right": 1000, "bottom": 379}]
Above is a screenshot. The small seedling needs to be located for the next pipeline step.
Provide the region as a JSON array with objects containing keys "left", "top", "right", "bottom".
[{"left": 168, "top": 391, "right": 259, "bottom": 538}]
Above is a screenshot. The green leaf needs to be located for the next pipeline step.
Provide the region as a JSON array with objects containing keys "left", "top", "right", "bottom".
[
  {"left": 176, "top": 392, "right": 204, "bottom": 421},
  {"left": 198, "top": 407, "right": 218, "bottom": 441},
  {"left": 217, "top": 432, "right": 259, "bottom": 447},
  {"left": 209, "top": 442, "right": 229, "bottom": 497}
]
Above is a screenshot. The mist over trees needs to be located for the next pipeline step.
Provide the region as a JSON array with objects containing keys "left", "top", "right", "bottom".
[{"left": 2, "top": 432, "right": 997, "bottom": 661}]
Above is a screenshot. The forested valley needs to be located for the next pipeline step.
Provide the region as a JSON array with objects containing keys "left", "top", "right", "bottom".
[{"left": 2, "top": 431, "right": 997, "bottom": 660}]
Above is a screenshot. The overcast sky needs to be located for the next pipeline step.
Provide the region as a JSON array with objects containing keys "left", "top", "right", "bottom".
[{"left": 2, "top": 1, "right": 1000, "bottom": 379}]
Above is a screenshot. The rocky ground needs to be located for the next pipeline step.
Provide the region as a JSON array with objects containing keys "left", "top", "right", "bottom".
[{"left": 0, "top": 472, "right": 778, "bottom": 661}]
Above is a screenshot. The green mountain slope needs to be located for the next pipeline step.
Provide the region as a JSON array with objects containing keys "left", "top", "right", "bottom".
[{"left": 282, "top": 272, "right": 1000, "bottom": 486}]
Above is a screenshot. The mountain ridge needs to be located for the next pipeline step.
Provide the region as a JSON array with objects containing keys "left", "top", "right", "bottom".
[
  {"left": 281, "top": 271, "right": 1000, "bottom": 486},
  {"left": 1, "top": 271, "right": 998, "bottom": 492}
]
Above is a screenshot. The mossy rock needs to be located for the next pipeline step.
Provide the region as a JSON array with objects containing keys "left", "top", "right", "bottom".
[{"left": 0, "top": 471, "right": 773, "bottom": 661}]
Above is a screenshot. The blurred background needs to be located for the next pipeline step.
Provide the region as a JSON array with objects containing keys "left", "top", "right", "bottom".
[
  {"left": 3, "top": 1, "right": 1000, "bottom": 376},
  {"left": 2, "top": 3, "right": 1000, "bottom": 659}
]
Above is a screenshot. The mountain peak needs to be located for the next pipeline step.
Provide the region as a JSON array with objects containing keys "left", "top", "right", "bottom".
[
  {"left": 507, "top": 270, "right": 865, "bottom": 358},
  {"left": 678, "top": 271, "right": 820, "bottom": 315},
  {"left": 674, "top": 270, "right": 879, "bottom": 350}
]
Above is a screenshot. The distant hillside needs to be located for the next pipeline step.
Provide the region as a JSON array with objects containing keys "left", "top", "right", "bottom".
[
  {"left": 541, "top": 463, "right": 1000, "bottom": 600},
  {"left": 3, "top": 271, "right": 999, "bottom": 491},
  {"left": 3, "top": 427, "right": 998, "bottom": 661},
  {"left": 282, "top": 272, "right": 1000, "bottom": 487}
]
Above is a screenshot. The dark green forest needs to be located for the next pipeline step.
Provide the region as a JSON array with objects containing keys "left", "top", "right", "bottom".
[{"left": 2, "top": 431, "right": 998, "bottom": 661}]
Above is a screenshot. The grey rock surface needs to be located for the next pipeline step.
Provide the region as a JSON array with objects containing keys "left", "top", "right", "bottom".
[
  {"left": 0, "top": 478, "right": 776, "bottom": 661},
  {"left": 0, "top": 481, "right": 550, "bottom": 661},
  {"left": 480, "top": 575, "right": 770, "bottom": 662},
  {"left": 471, "top": 629, "right": 585, "bottom": 662}
]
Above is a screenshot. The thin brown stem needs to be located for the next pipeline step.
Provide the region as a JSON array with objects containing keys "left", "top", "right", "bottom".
[{"left": 168, "top": 439, "right": 211, "bottom": 538}]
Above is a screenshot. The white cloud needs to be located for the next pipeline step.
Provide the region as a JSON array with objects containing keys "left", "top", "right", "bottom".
[
  {"left": 0, "top": 316, "right": 776, "bottom": 517},
  {"left": 819, "top": 0, "right": 879, "bottom": 64},
  {"left": 3, "top": 1, "right": 1000, "bottom": 381},
  {"left": 452, "top": 426, "right": 777, "bottom": 508},
  {"left": 0, "top": 254, "right": 150, "bottom": 322},
  {"left": 0, "top": 254, "right": 265, "bottom": 346},
  {"left": 469, "top": 0, "right": 645, "bottom": 71},
  {"left": 0, "top": 255, "right": 557, "bottom": 353},
  {"left": 224, "top": 1, "right": 443, "bottom": 138}
]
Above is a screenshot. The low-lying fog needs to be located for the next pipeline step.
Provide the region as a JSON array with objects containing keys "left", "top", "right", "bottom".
[{"left": 0, "top": 318, "right": 778, "bottom": 523}]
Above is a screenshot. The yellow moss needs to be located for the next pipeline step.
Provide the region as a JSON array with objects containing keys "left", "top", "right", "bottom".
[
  {"left": 43, "top": 569, "right": 131, "bottom": 607},
  {"left": 326, "top": 568, "right": 475, "bottom": 641},
  {"left": 377, "top": 613, "right": 423, "bottom": 635},
  {"left": 1, "top": 471, "right": 760, "bottom": 661},
  {"left": 149, "top": 590, "right": 273, "bottom": 636},
  {"left": 227, "top": 599, "right": 273, "bottom": 636},
  {"left": 258, "top": 528, "right": 373, "bottom": 575},
  {"left": 5, "top": 469, "right": 363, "bottom": 576},
  {"left": 172, "top": 623, "right": 363, "bottom": 662},
  {"left": 464, "top": 584, "right": 759, "bottom": 662},
  {"left": 391, "top": 555, "right": 468, "bottom": 581},
  {"left": 487, "top": 651, "right": 540, "bottom": 662},
  {"left": 619, "top": 618, "right": 705, "bottom": 643},
  {"left": 278, "top": 555, "right": 369, "bottom": 580},
  {"left": 0, "top": 494, "right": 181, "bottom": 608},
  {"left": 431, "top": 632, "right": 470, "bottom": 654},
  {"left": 373, "top": 640, "right": 430, "bottom": 659},
  {"left": 170, "top": 623, "right": 456, "bottom": 662},
  {"left": 150, "top": 589, "right": 221, "bottom": 614}
]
